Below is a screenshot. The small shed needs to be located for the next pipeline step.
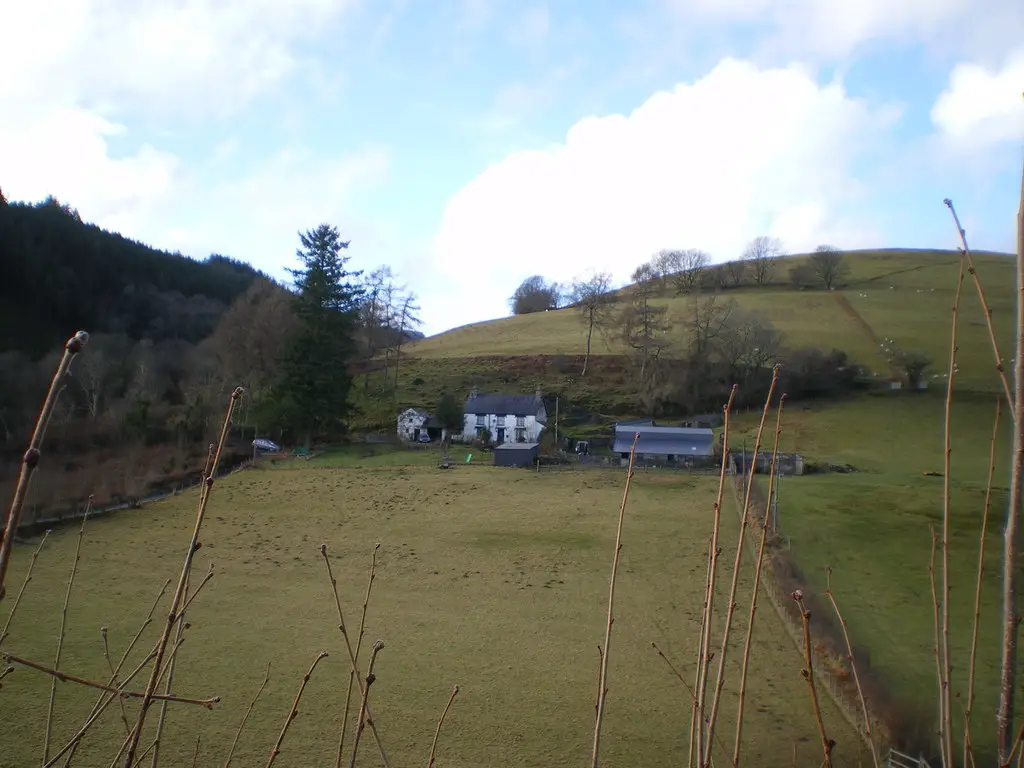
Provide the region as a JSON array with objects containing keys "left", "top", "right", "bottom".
[{"left": 493, "top": 442, "right": 540, "bottom": 467}]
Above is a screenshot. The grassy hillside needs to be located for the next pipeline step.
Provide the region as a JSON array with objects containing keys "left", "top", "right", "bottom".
[
  {"left": 384, "top": 247, "right": 1019, "bottom": 760},
  {"left": 404, "top": 249, "right": 1014, "bottom": 396}
]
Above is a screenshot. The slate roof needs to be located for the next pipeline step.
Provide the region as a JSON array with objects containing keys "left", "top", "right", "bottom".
[
  {"left": 613, "top": 424, "right": 714, "bottom": 456},
  {"left": 464, "top": 393, "right": 544, "bottom": 419},
  {"left": 493, "top": 442, "right": 540, "bottom": 451}
]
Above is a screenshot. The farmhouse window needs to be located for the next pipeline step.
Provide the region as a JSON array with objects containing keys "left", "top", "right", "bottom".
[
  {"left": 515, "top": 416, "right": 526, "bottom": 427},
  {"left": 476, "top": 414, "right": 485, "bottom": 427},
  {"left": 496, "top": 415, "right": 506, "bottom": 426},
  {"left": 515, "top": 428, "right": 526, "bottom": 442}
]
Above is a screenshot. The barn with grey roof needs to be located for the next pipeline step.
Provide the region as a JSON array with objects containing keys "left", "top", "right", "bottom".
[{"left": 613, "top": 423, "right": 715, "bottom": 459}]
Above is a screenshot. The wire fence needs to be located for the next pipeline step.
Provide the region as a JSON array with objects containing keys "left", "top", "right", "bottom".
[{"left": 728, "top": 457, "right": 879, "bottom": 756}]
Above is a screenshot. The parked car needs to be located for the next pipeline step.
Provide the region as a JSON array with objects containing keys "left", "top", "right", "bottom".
[
  {"left": 253, "top": 438, "right": 281, "bottom": 453},
  {"left": 418, "top": 434, "right": 432, "bottom": 443}
]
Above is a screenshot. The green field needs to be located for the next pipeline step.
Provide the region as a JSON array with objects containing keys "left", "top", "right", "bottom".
[
  {"left": 0, "top": 465, "right": 865, "bottom": 767},
  {"left": 729, "top": 390, "right": 1016, "bottom": 759}
]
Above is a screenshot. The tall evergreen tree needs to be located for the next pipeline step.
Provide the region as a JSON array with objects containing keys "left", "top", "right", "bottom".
[{"left": 273, "top": 224, "right": 364, "bottom": 446}]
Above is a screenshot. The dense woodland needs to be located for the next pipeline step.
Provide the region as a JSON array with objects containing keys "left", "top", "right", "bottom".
[{"left": 0, "top": 193, "right": 422, "bottom": 515}]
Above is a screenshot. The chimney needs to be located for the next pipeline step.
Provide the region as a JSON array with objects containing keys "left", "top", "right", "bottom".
[
  {"left": 535, "top": 386, "right": 543, "bottom": 401},
  {"left": 469, "top": 386, "right": 479, "bottom": 399}
]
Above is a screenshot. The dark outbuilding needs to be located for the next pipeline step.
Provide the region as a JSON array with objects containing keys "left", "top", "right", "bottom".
[{"left": 492, "top": 442, "right": 540, "bottom": 467}]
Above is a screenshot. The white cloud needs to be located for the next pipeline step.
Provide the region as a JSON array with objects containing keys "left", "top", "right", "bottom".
[
  {"left": 0, "top": 107, "right": 179, "bottom": 232},
  {"left": 0, "top": 0, "right": 357, "bottom": 118},
  {"left": 425, "top": 58, "right": 895, "bottom": 333},
  {"left": 154, "top": 146, "right": 392, "bottom": 275},
  {"left": 931, "top": 53, "right": 1024, "bottom": 146},
  {"left": 662, "top": 0, "right": 1023, "bottom": 63},
  {"left": 0, "top": 0, "right": 366, "bottom": 267}
]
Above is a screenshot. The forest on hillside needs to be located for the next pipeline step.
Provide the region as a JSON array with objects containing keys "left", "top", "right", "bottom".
[{"left": 0, "top": 193, "right": 423, "bottom": 518}]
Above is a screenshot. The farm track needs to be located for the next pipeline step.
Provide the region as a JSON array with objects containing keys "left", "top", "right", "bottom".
[{"left": 832, "top": 292, "right": 881, "bottom": 346}]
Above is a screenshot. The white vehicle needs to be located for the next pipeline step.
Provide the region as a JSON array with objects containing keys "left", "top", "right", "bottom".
[{"left": 253, "top": 438, "right": 281, "bottom": 453}]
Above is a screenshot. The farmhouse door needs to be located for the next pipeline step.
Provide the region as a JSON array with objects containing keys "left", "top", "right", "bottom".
[
  {"left": 413, "top": 428, "right": 420, "bottom": 440},
  {"left": 496, "top": 427, "right": 505, "bottom": 443}
]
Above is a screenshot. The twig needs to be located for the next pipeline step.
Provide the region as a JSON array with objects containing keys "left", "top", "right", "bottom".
[
  {"left": 1005, "top": 720, "right": 1024, "bottom": 768},
  {"left": 266, "top": 651, "right": 329, "bottom": 767},
  {"left": 792, "top": 590, "right": 834, "bottom": 768},
  {"left": 426, "top": 684, "right": 459, "bottom": 768},
  {"left": 937, "top": 244, "right": 966, "bottom": 768},
  {"left": 930, "top": 528, "right": 948, "bottom": 768},
  {"left": 689, "top": 537, "right": 714, "bottom": 768},
  {"left": 122, "top": 386, "right": 243, "bottom": 767},
  {"left": 47, "top": 651, "right": 157, "bottom": 768},
  {"left": 43, "top": 498, "right": 92, "bottom": 764},
  {"left": 337, "top": 543, "right": 381, "bottom": 768},
  {"left": 694, "top": 385, "right": 738, "bottom": 766},
  {"left": 705, "top": 367, "right": 780, "bottom": 766},
  {"left": 0, "top": 330, "right": 89, "bottom": 599},
  {"left": 132, "top": 740, "right": 157, "bottom": 767},
  {"left": 61, "top": 579, "right": 171, "bottom": 766},
  {"left": 3, "top": 652, "right": 218, "bottom": 707},
  {"left": 994, "top": 163, "right": 1024, "bottom": 762},
  {"left": 223, "top": 663, "right": 271, "bottom": 768},
  {"left": 591, "top": 431, "right": 639, "bottom": 768},
  {"left": 151, "top": 564, "right": 214, "bottom": 767},
  {"left": 824, "top": 568, "right": 880, "bottom": 767},
  {"left": 321, "top": 544, "right": 392, "bottom": 768},
  {"left": 190, "top": 735, "right": 201, "bottom": 768},
  {"left": 349, "top": 640, "right": 385, "bottom": 768},
  {"left": 652, "top": 641, "right": 729, "bottom": 758},
  {"left": 733, "top": 393, "right": 786, "bottom": 767},
  {"left": 0, "top": 663, "right": 12, "bottom": 687},
  {"left": 965, "top": 397, "right": 1003, "bottom": 768},
  {"left": 102, "top": 627, "right": 131, "bottom": 733},
  {"left": 593, "top": 645, "right": 602, "bottom": 717},
  {"left": 0, "top": 528, "right": 50, "bottom": 644},
  {"left": 944, "top": 198, "right": 1013, "bottom": 411}
]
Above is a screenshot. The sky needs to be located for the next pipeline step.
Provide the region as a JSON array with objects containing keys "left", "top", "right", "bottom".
[{"left": 1, "top": 0, "right": 1022, "bottom": 337}]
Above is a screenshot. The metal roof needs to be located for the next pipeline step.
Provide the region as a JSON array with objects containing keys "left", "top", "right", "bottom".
[
  {"left": 613, "top": 424, "right": 714, "bottom": 455},
  {"left": 493, "top": 442, "right": 540, "bottom": 450},
  {"left": 464, "top": 393, "right": 544, "bottom": 418}
]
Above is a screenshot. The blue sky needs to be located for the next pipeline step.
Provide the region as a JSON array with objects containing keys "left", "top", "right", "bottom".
[{"left": 1, "top": 0, "right": 1021, "bottom": 336}]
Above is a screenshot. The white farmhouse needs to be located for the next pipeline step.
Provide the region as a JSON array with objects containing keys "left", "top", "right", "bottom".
[{"left": 462, "top": 388, "right": 547, "bottom": 444}]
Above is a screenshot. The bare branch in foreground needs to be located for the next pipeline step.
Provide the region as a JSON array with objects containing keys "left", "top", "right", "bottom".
[
  {"left": 591, "top": 432, "right": 639, "bottom": 768},
  {"left": 427, "top": 684, "right": 460, "bottom": 768},
  {"left": 266, "top": 651, "right": 329, "bottom": 768}
]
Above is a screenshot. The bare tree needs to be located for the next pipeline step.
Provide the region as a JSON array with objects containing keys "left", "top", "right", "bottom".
[
  {"left": 744, "top": 236, "right": 782, "bottom": 286},
  {"left": 207, "top": 278, "right": 297, "bottom": 404},
  {"left": 717, "top": 310, "right": 783, "bottom": 386},
  {"left": 651, "top": 250, "right": 682, "bottom": 289},
  {"left": 671, "top": 249, "right": 711, "bottom": 294},
  {"left": 809, "top": 245, "right": 850, "bottom": 290},
  {"left": 789, "top": 264, "right": 816, "bottom": 289},
  {"left": 510, "top": 275, "right": 560, "bottom": 315},
  {"left": 74, "top": 334, "right": 131, "bottom": 420},
  {"left": 392, "top": 292, "right": 422, "bottom": 395},
  {"left": 620, "top": 274, "right": 670, "bottom": 380},
  {"left": 724, "top": 259, "right": 747, "bottom": 288},
  {"left": 688, "top": 293, "right": 737, "bottom": 361},
  {"left": 568, "top": 271, "right": 617, "bottom": 376}
]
